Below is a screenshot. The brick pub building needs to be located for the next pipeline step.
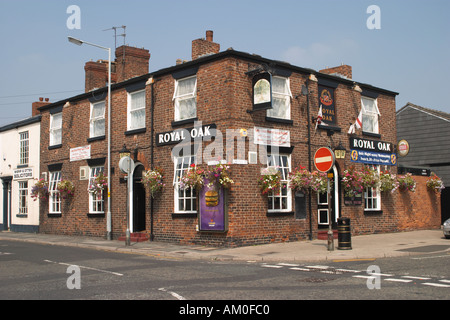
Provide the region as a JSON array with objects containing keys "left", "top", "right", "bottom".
[{"left": 37, "top": 31, "right": 441, "bottom": 246}]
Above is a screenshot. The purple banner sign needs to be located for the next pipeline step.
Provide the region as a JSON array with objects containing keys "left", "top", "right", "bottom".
[{"left": 199, "top": 182, "right": 226, "bottom": 232}]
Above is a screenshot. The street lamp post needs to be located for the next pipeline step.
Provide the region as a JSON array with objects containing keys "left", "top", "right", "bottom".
[{"left": 68, "top": 36, "right": 112, "bottom": 240}]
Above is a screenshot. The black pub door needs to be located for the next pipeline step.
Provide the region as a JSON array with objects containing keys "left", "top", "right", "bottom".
[{"left": 133, "top": 165, "right": 146, "bottom": 232}]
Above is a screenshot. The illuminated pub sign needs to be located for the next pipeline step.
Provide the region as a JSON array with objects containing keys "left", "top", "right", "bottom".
[
  {"left": 198, "top": 181, "right": 228, "bottom": 232},
  {"left": 318, "top": 85, "right": 336, "bottom": 125}
]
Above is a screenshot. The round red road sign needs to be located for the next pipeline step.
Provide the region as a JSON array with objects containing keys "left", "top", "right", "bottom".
[{"left": 314, "top": 147, "right": 335, "bottom": 172}]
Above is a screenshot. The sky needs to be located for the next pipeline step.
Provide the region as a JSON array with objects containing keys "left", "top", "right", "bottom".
[{"left": 0, "top": 0, "right": 449, "bottom": 126}]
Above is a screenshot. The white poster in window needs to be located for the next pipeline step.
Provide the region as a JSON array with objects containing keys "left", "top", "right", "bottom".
[
  {"left": 253, "top": 127, "right": 290, "bottom": 147},
  {"left": 70, "top": 145, "right": 91, "bottom": 162}
]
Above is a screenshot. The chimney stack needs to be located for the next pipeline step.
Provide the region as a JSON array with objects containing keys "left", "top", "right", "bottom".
[
  {"left": 192, "top": 30, "right": 220, "bottom": 60},
  {"left": 32, "top": 97, "right": 51, "bottom": 116},
  {"left": 319, "top": 64, "right": 352, "bottom": 80},
  {"left": 115, "top": 45, "right": 150, "bottom": 82}
]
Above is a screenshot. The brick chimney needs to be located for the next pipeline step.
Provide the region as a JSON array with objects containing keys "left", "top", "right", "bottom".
[
  {"left": 115, "top": 45, "right": 150, "bottom": 82},
  {"left": 84, "top": 60, "right": 116, "bottom": 92},
  {"left": 32, "top": 97, "right": 51, "bottom": 116},
  {"left": 320, "top": 64, "right": 352, "bottom": 80},
  {"left": 192, "top": 30, "right": 220, "bottom": 60}
]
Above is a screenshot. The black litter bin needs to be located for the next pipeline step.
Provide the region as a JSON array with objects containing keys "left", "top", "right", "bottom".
[{"left": 337, "top": 217, "right": 352, "bottom": 250}]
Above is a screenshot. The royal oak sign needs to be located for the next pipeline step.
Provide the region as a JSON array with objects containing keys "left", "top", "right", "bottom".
[
  {"left": 350, "top": 137, "right": 393, "bottom": 153},
  {"left": 156, "top": 124, "right": 216, "bottom": 147}
]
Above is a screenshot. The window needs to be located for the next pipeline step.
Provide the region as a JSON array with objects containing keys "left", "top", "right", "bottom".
[
  {"left": 18, "top": 181, "right": 28, "bottom": 215},
  {"left": 361, "top": 97, "right": 380, "bottom": 134},
  {"left": 49, "top": 171, "right": 61, "bottom": 214},
  {"left": 50, "top": 113, "right": 62, "bottom": 146},
  {"left": 267, "top": 154, "right": 292, "bottom": 212},
  {"left": 364, "top": 165, "right": 381, "bottom": 211},
  {"left": 173, "top": 76, "right": 197, "bottom": 121},
  {"left": 267, "top": 76, "right": 292, "bottom": 120},
  {"left": 19, "top": 131, "right": 29, "bottom": 165},
  {"left": 128, "top": 90, "right": 146, "bottom": 130},
  {"left": 90, "top": 101, "right": 105, "bottom": 138},
  {"left": 89, "top": 166, "right": 105, "bottom": 214},
  {"left": 173, "top": 155, "right": 197, "bottom": 213}
]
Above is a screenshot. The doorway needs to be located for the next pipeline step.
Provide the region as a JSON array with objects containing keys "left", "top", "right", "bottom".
[
  {"left": 2, "top": 177, "right": 11, "bottom": 231},
  {"left": 317, "top": 165, "right": 340, "bottom": 229},
  {"left": 132, "top": 165, "right": 146, "bottom": 232}
]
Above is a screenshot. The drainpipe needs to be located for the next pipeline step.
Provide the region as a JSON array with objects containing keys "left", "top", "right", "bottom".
[
  {"left": 148, "top": 76, "right": 156, "bottom": 241},
  {"left": 306, "top": 81, "right": 313, "bottom": 241}
]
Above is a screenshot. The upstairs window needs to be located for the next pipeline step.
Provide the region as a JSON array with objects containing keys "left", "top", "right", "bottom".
[
  {"left": 173, "top": 76, "right": 197, "bottom": 121},
  {"left": 361, "top": 97, "right": 380, "bottom": 134},
  {"left": 128, "top": 90, "right": 146, "bottom": 130},
  {"left": 90, "top": 101, "right": 105, "bottom": 138},
  {"left": 50, "top": 113, "right": 62, "bottom": 146},
  {"left": 19, "top": 131, "right": 29, "bottom": 165},
  {"left": 49, "top": 171, "right": 61, "bottom": 214},
  {"left": 267, "top": 76, "right": 292, "bottom": 120}
]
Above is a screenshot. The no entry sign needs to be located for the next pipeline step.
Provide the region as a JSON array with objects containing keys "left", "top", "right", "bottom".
[{"left": 314, "top": 147, "right": 335, "bottom": 172}]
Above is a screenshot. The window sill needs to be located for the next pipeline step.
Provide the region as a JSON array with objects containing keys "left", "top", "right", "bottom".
[
  {"left": 265, "top": 117, "right": 293, "bottom": 125},
  {"left": 171, "top": 212, "right": 197, "bottom": 218},
  {"left": 47, "top": 213, "right": 62, "bottom": 217},
  {"left": 171, "top": 118, "right": 198, "bottom": 128},
  {"left": 16, "top": 214, "right": 28, "bottom": 218},
  {"left": 318, "top": 124, "right": 341, "bottom": 132},
  {"left": 16, "top": 164, "right": 28, "bottom": 169},
  {"left": 87, "top": 213, "right": 105, "bottom": 217},
  {"left": 125, "top": 128, "right": 146, "bottom": 136},
  {"left": 48, "top": 144, "right": 62, "bottom": 150},
  {"left": 364, "top": 209, "right": 383, "bottom": 215},
  {"left": 362, "top": 131, "right": 381, "bottom": 138},
  {"left": 87, "top": 135, "right": 105, "bottom": 143},
  {"left": 267, "top": 211, "right": 294, "bottom": 217}
]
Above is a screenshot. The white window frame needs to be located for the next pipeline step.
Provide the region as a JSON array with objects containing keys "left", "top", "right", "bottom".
[
  {"left": 361, "top": 97, "right": 380, "bottom": 134},
  {"left": 364, "top": 165, "right": 381, "bottom": 211},
  {"left": 49, "top": 171, "right": 61, "bottom": 214},
  {"left": 18, "top": 181, "right": 28, "bottom": 215},
  {"left": 19, "top": 131, "right": 29, "bottom": 165},
  {"left": 89, "top": 166, "right": 105, "bottom": 214},
  {"left": 173, "top": 155, "right": 197, "bottom": 213},
  {"left": 173, "top": 75, "right": 197, "bottom": 121},
  {"left": 50, "top": 113, "right": 62, "bottom": 146},
  {"left": 127, "top": 90, "right": 146, "bottom": 130},
  {"left": 267, "top": 76, "right": 292, "bottom": 120},
  {"left": 89, "top": 101, "right": 105, "bottom": 138},
  {"left": 266, "top": 153, "right": 292, "bottom": 212}
]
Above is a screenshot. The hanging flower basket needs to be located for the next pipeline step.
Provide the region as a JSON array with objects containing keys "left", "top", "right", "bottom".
[
  {"left": 57, "top": 179, "right": 75, "bottom": 199},
  {"left": 180, "top": 164, "right": 205, "bottom": 191},
  {"left": 88, "top": 172, "right": 108, "bottom": 196},
  {"left": 379, "top": 171, "right": 399, "bottom": 193},
  {"left": 259, "top": 166, "right": 281, "bottom": 195},
  {"left": 288, "top": 166, "right": 312, "bottom": 193},
  {"left": 205, "top": 163, "right": 234, "bottom": 189},
  {"left": 31, "top": 178, "right": 49, "bottom": 201},
  {"left": 141, "top": 167, "right": 165, "bottom": 198},
  {"left": 310, "top": 171, "right": 329, "bottom": 194},
  {"left": 341, "top": 167, "right": 364, "bottom": 197},
  {"left": 361, "top": 166, "right": 380, "bottom": 189},
  {"left": 397, "top": 173, "right": 416, "bottom": 192},
  {"left": 426, "top": 173, "right": 445, "bottom": 193}
]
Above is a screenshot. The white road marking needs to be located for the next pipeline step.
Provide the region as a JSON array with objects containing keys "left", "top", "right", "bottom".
[
  {"left": 44, "top": 259, "right": 123, "bottom": 276},
  {"left": 385, "top": 278, "right": 413, "bottom": 283},
  {"left": 290, "top": 267, "right": 312, "bottom": 271},
  {"left": 335, "top": 269, "right": 361, "bottom": 273},
  {"left": 261, "top": 264, "right": 283, "bottom": 268},
  {"left": 158, "top": 287, "right": 186, "bottom": 300},
  {"left": 439, "top": 279, "right": 450, "bottom": 284},
  {"left": 401, "top": 276, "right": 431, "bottom": 280},
  {"left": 422, "top": 282, "right": 450, "bottom": 288},
  {"left": 305, "top": 265, "right": 330, "bottom": 269},
  {"left": 277, "top": 263, "right": 300, "bottom": 267}
]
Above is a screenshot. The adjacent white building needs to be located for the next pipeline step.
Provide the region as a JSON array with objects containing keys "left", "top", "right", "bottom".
[{"left": 0, "top": 115, "right": 41, "bottom": 232}]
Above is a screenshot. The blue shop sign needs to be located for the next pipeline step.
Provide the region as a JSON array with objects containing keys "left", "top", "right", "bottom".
[{"left": 350, "top": 149, "right": 397, "bottom": 166}]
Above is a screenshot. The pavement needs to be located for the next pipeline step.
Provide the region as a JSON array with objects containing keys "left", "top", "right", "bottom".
[{"left": 0, "top": 229, "right": 449, "bottom": 263}]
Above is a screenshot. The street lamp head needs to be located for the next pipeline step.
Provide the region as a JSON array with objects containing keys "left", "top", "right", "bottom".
[{"left": 68, "top": 36, "right": 83, "bottom": 46}]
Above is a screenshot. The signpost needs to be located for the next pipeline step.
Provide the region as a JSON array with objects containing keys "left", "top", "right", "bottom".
[
  {"left": 119, "top": 156, "right": 135, "bottom": 246},
  {"left": 314, "top": 147, "right": 335, "bottom": 251}
]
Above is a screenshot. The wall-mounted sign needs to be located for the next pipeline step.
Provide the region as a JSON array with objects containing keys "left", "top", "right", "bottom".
[
  {"left": 318, "top": 85, "right": 336, "bottom": 125},
  {"left": 254, "top": 127, "right": 290, "bottom": 147},
  {"left": 344, "top": 192, "right": 362, "bottom": 206},
  {"left": 350, "top": 149, "right": 397, "bottom": 166},
  {"left": 350, "top": 137, "right": 393, "bottom": 153},
  {"left": 199, "top": 182, "right": 228, "bottom": 232},
  {"left": 70, "top": 145, "right": 91, "bottom": 162},
  {"left": 13, "top": 168, "right": 33, "bottom": 180},
  {"left": 398, "top": 139, "right": 410, "bottom": 157},
  {"left": 252, "top": 72, "right": 272, "bottom": 111},
  {"left": 156, "top": 124, "right": 216, "bottom": 147}
]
